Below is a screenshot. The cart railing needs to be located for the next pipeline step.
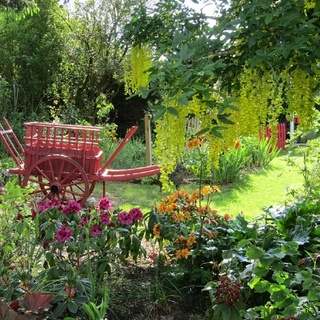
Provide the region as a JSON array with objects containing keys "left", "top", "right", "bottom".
[
  {"left": 0, "top": 117, "right": 25, "bottom": 169},
  {"left": 24, "top": 121, "right": 103, "bottom": 175}
]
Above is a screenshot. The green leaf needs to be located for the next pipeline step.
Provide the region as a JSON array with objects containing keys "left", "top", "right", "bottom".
[
  {"left": 53, "top": 302, "right": 67, "bottom": 318},
  {"left": 218, "top": 114, "right": 235, "bottom": 125},
  {"left": 192, "top": 83, "right": 207, "bottom": 91},
  {"left": 167, "top": 107, "right": 179, "bottom": 115},
  {"left": 177, "top": 93, "right": 190, "bottom": 106},
  {"left": 67, "top": 300, "right": 78, "bottom": 314},
  {"left": 153, "top": 109, "right": 166, "bottom": 122},
  {"left": 247, "top": 245, "right": 264, "bottom": 259},
  {"left": 254, "top": 265, "right": 269, "bottom": 278},
  {"left": 179, "top": 45, "right": 194, "bottom": 60},
  {"left": 253, "top": 279, "right": 270, "bottom": 293},
  {"left": 308, "top": 286, "right": 320, "bottom": 301},
  {"left": 83, "top": 303, "right": 96, "bottom": 320},
  {"left": 281, "top": 241, "right": 299, "bottom": 256},
  {"left": 264, "top": 14, "right": 273, "bottom": 25},
  {"left": 140, "top": 86, "right": 149, "bottom": 99}
]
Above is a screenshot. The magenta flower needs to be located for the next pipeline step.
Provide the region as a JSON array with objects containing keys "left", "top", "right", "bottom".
[
  {"left": 31, "top": 208, "right": 37, "bottom": 220},
  {"left": 129, "top": 208, "right": 143, "bottom": 222},
  {"left": 90, "top": 225, "right": 102, "bottom": 238},
  {"left": 117, "top": 211, "right": 133, "bottom": 226},
  {"left": 56, "top": 225, "right": 73, "bottom": 243},
  {"left": 63, "top": 200, "right": 82, "bottom": 214},
  {"left": 80, "top": 215, "right": 90, "bottom": 226},
  {"left": 97, "top": 197, "right": 113, "bottom": 211},
  {"left": 100, "top": 212, "right": 111, "bottom": 225},
  {"left": 38, "top": 199, "right": 62, "bottom": 213},
  {"left": 15, "top": 213, "right": 24, "bottom": 221}
]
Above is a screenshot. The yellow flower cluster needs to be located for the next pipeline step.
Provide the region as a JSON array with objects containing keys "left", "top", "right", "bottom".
[
  {"left": 286, "top": 67, "right": 317, "bottom": 129},
  {"left": 154, "top": 98, "right": 192, "bottom": 192},
  {"left": 123, "top": 45, "right": 152, "bottom": 95},
  {"left": 235, "top": 64, "right": 274, "bottom": 138}
]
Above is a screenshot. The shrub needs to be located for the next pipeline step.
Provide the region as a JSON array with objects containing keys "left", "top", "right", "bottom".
[{"left": 0, "top": 187, "right": 146, "bottom": 319}]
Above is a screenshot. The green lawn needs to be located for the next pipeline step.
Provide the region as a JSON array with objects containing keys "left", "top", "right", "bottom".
[
  {"left": 94, "top": 149, "right": 305, "bottom": 220},
  {"left": 211, "top": 151, "right": 304, "bottom": 219}
]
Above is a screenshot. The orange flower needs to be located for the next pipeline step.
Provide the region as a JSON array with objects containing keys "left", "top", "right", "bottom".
[
  {"left": 166, "top": 203, "right": 177, "bottom": 213},
  {"left": 175, "top": 250, "right": 183, "bottom": 259},
  {"left": 153, "top": 223, "right": 161, "bottom": 238},
  {"left": 187, "top": 138, "right": 201, "bottom": 149},
  {"left": 172, "top": 213, "right": 184, "bottom": 222},
  {"left": 175, "top": 235, "right": 185, "bottom": 244},
  {"left": 186, "top": 233, "right": 197, "bottom": 247},
  {"left": 224, "top": 213, "right": 231, "bottom": 221},
  {"left": 202, "top": 185, "right": 213, "bottom": 195},
  {"left": 234, "top": 139, "right": 241, "bottom": 149},
  {"left": 158, "top": 203, "right": 166, "bottom": 213},
  {"left": 180, "top": 248, "right": 192, "bottom": 259},
  {"left": 213, "top": 185, "right": 221, "bottom": 193},
  {"left": 184, "top": 211, "right": 191, "bottom": 220},
  {"left": 190, "top": 189, "right": 200, "bottom": 202}
]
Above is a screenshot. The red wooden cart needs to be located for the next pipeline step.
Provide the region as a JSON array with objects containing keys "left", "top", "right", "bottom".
[{"left": 0, "top": 117, "right": 160, "bottom": 205}]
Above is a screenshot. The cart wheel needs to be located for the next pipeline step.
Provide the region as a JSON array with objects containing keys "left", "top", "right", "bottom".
[{"left": 23, "top": 155, "right": 90, "bottom": 206}]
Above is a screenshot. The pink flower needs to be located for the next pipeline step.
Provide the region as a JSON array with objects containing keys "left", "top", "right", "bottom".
[
  {"left": 56, "top": 226, "right": 73, "bottom": 243},
  {"left": 62, "top": 200, "right": 82, "bottom": 214},
  {"left": 117, "top": 211, "right": 133, "bottom": 226},
  {"left": 100, "top": 212, "right": 111, "bottom": 225},
  {"left": 129, "top": 208, "right": 143, "bottom": 222},
  {"left": 90, "top": 225, "right": 102, "bottom": 238},
  {"left": 97, "top": 197, "right": 113, "bottom": 211}
]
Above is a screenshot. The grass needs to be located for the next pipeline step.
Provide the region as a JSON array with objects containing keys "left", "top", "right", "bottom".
[
  {"left": 210, "top": 150, "right": 304, "bottom": 219},
  {"left": 93, "top": 148, "right": 305, "bottom": 220}
]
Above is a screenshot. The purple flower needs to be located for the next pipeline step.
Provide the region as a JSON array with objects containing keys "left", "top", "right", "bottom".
[
  {"left": 97, "top": 197, "right": 113, "bottom": 211},
  {"left": 56, "top": 225, "right": 73, "bottom": 243},
  {"left": 100, "top": 212, "right": 111, "bottom": 225},
  {"left": 129, "top": 208, "right": 143, "bottom": 222},
  {"left": 117, "top": 211, "right": 133, "bottom": 226},
  {"left": 63, "top": 200, "right": 82, "bottom": 214},
  {"left": 90, "top": 225, "right": 102, "bottom": 238}
]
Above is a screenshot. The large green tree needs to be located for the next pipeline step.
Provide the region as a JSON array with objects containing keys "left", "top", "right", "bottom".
[
  {"left": 49, "top": 0, "right": 149, "bottom": 125},
  {"left": 0, "top": 0, "right": 66, "bottom": 119},
  {"left": 122, "top": 0, "right": 320, "bottom": 189}
]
